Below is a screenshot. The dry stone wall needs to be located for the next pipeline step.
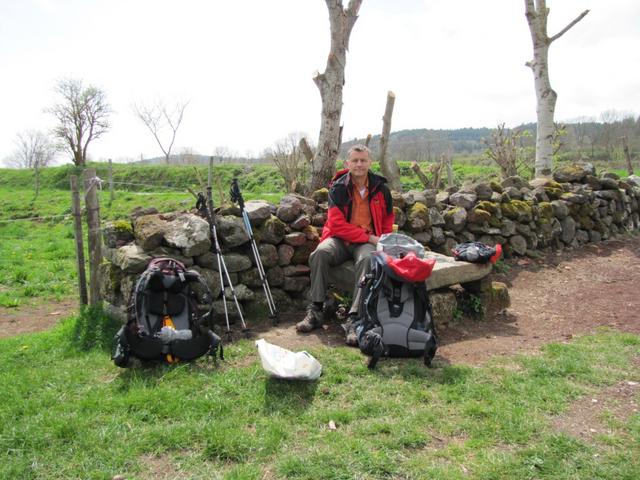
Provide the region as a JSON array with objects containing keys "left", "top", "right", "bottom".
[{"left": 100, "top": 163, "right": 640, "bottom": 326}]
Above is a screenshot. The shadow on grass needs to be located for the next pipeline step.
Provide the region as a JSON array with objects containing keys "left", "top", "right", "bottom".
[
  {"left": 263, "top": 377, "right": 318, "bottom": 415},
  {"left": 70, "top": 304, "right": 121, "bottom": 352},
  {"left": 367, "top": 357, "right": 475, "bottom": 386}
]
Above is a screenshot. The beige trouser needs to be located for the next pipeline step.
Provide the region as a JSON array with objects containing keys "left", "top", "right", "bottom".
[{"left": 308, "top": 237, "right": 376, "bottom": 315}]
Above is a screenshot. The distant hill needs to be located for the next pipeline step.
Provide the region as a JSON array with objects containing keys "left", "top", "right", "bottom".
[{"left": 341, "top": 124, "right": 538, "bottom": 162}]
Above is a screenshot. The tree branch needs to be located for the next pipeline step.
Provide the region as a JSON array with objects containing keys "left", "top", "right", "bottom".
[{"left": 549, "top": 9, "right": 589, "bottom": 43}]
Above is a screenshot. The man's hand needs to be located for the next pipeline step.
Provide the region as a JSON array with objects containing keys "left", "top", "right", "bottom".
[{"left": 368, "top": 235, "right": 380, "bottom": 245}]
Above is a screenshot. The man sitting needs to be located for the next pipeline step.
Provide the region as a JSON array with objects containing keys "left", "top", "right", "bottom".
[{"left": 296, "top": 145, "right": 395, "bottom": 344}]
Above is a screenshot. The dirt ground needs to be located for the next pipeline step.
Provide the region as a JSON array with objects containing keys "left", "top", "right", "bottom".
[{"left": 2, "top": 235, "right": 639, "bottom": 367}]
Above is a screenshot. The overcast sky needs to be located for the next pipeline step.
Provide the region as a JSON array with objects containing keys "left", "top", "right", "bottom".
[{"left": 0, "top": 0, "right": 638, "bottom": 163}]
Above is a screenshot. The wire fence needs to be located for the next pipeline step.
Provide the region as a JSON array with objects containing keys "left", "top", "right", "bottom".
[{"left": 0, "top": 213, "right": 72, "bottom": 224}]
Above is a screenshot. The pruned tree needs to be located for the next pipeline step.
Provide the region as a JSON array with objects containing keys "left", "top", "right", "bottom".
[
  {"left": 524, "top": 0, "right": 589, "bottom": 177},
  {"left": 133, "top": 99, "right": 189, "bottom": 164},
  {"left": 483, "top": 123, "right": 533, "bottom": 178},
  {"left": 9, "top": 130, "right": 58, "bottom": 198},
  {"left": 307, "top": 0, "right": 363, "bottom": 193},
  {"left": 411, "top": 155, "right": 446, "bottom": 190},
  {"left": 48, "top": 78, "right": 111, "bottom": 167},
  {"left": 379, "top": 91, "right": 402, "bottom": 192},
  {"left": 266, "top": 133, "right": 312, "bottom": 194}
]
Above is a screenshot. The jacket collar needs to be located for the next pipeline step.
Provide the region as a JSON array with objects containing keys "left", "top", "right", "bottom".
[{"left": 331, "top": 169, "right": 386, "bottom": 193}]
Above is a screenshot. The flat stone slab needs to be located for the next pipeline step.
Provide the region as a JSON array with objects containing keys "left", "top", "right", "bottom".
[
  {"left": 328, "top": 251, "right": 492, "bottom": 292},
  {"left": 424, "top": 251, "right": 492, "bottom": 290}
]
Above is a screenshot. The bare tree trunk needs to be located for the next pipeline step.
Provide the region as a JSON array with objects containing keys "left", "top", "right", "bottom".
[
  {"left": 364, "top": 133, "right": 372, "bottom": 148},
  {"left": 411, "top": 162, "right": 430, "bottom": 188},
  {"left": 299, "top": 137, "right": 314, "bottom": 163},
  {"left": 378, "top": 91, "right": 402, "bottom": 192},
  {"left": 524, "top": 0, "right": 588, "bottom": 178},
  {"left": 621, "top": 136, "right": 634, "bottom": 175},
  {"left": 307, "top": 0, "right": 363, "bottom": 193}
]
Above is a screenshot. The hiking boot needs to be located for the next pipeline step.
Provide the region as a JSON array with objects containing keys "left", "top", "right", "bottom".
[
  {"left": 341, "top": 315, "right": 360, "bottom": 347},
  {"left": 296, "top": 305, "right": 323, "bottom": 333}
]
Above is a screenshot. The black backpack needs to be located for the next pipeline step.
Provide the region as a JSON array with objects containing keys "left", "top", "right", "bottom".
[
  {"left": 112, "top": 257, "right": 222, "bottom": 367},
  {"left": 452, "top": 242, "right": 502, "bottom": 264},
  {"left": 357, "top": 249, "right": 438, "bottom": 369}
]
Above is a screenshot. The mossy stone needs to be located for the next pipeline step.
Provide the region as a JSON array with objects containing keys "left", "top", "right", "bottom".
[
  {"left": 407, "top": 202, "right": 431, "bottom": 232},
  {"left": 544, "top": 186, "right": 563, "bottom": 200},
  {"left": 501, "top": 200, "right": 533, "bottom": 222},
  {"left": 489, "top": 181, "right": 503, "bottom": 193},
  {"left": 113, "top": 220, "right": 133, "bottom": 234},
  {"left": 537, "top": 202, "right": 554, "bottom": 220},
  {"left": 488, "top": 215, "right": 503, "bottom": 228},
  {"left": 578, "top": 215, "right": 595, "bottom": 230},
  {"left": 468, "top": 208, "right": 491, "bottom": 224},
  {"left": 311, "top": 188, "right": 329, "bottom": 204},
  {"left": 476, "top": 201, "right": 500, "bottom": 214}
]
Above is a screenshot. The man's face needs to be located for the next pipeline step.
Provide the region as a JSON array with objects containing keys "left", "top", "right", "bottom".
[{"left": 346, "top": 149, "right": 372, "bottom": 179}]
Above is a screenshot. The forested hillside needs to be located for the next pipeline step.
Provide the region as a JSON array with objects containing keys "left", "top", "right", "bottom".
[{"left": 342, "top": 117, "right": 640, "bottom": 165}]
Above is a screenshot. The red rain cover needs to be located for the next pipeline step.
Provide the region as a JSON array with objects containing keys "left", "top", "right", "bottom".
[{"left": 382, "top": 252, "right": 436, "bottom": 282}]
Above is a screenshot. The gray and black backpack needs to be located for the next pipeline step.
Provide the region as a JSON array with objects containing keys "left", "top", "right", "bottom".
[
  {"left": 356, "top": 234, "right": 438, "bottom": 369},
  {"left": 112, "top": 257, "right": 222, "bottom": 367}
]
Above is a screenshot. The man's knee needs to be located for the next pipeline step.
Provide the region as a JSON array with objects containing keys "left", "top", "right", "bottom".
[
  {"left": 310, "top": 239, "right": 344, "bottom": 268},
  {"left": 309, "top": 248, "right": 329, "bottom": 267},
  {"left": 354, "top": 246, "right": 376, "bottom": 268}
]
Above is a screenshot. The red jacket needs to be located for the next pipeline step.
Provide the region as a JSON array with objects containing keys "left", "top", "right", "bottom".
[{"left": 320, "top": 169, "right": 395, "bottom": 243}]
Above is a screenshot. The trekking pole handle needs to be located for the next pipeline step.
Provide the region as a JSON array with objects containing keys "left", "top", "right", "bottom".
[{"left": 230, "top": 178, "right": 245, "bottom": 209}]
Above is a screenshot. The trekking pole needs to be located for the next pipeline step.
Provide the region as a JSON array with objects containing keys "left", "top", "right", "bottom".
[
  {"left": 198, "top": 188, "right": 249, "bottom": 339},
  {"left": 229, "top": 178, "right": 278, "bottom": 324}
]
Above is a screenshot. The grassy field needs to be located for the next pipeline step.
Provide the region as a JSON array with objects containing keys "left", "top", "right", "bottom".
[{"left": 0, "top": 310, "right": 638, "bottom": 479}]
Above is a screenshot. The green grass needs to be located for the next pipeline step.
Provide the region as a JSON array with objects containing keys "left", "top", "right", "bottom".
[
  {"left": 0, "top": 312, "right": 638, "bottom": 479},
  {"left": 0, "top": 220, "right": 77, "bottom": 307}
]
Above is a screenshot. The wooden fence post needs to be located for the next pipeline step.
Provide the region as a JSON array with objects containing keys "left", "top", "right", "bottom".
[
  {"left": 108, "top": 158, "right": 114, "bottom": 204},
  {"left": 446, "top": 155, "right": 454, "bottom": 188},
  {"left": 83, "top": 169, "right": 102, "bottom": 307},
  {"left": 208, "top": 156, "right": 214, "bottom": 189},
  {"left": 379, "top": 91, "right": 403, "bottom": 192},
  {"left": 70, "top": 175, "right": 88, "bottom": 306}
]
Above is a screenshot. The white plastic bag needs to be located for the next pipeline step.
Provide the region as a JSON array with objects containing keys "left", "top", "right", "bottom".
[{"left": 255, "top": 338, "right": 322, "bottom": 380}]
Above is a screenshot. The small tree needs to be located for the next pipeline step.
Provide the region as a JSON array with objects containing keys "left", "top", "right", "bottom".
[
  {"left": 48, "top": 78, "right": 111, "bottom": 166},
  {"left": 266, "top": 133, "right": 312, "bottom": 193},
  {"left": 483, "top": 123, "right": 533, "bottom": 178},
  {"left": 9, "top": 130, "right": 57, "bottom": 198},
  {"left": 133, "top": 99, "right": 189, "bottom": 164}
]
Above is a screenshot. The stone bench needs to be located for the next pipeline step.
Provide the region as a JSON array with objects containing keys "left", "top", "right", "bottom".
[{"left": 327, "top": 251, "right": 493, "bottom": 293}]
